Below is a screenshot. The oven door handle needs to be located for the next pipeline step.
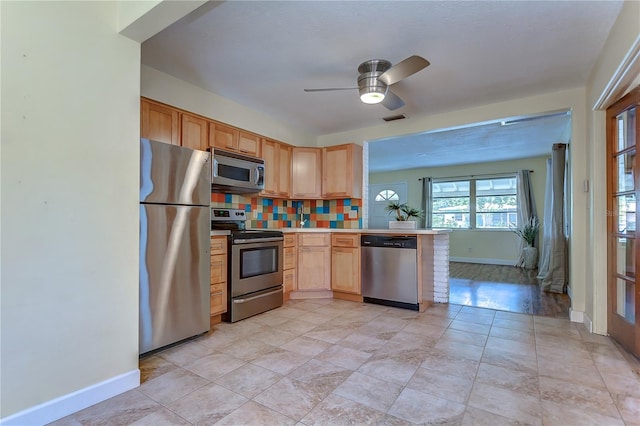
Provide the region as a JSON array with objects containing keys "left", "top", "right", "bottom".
[
  {"left": 233, "top": 288, "right": 282, "bottom": 304},
  {"left": 233, "top": 237, "right": 284, "bottom": 244}
]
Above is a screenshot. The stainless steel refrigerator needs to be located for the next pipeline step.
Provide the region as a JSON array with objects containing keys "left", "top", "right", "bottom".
[{"left": 139, "top": 138, "right": 211, "bottom": 355}]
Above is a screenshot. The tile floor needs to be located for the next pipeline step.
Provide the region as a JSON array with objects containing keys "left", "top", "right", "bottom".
[{"left": 52, "top": 299, "right": 640, "bottom": 425}]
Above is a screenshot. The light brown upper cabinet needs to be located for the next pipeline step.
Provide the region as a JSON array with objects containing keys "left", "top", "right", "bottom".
[
  {"left": 238, "top": 131, "right": 261, "bottom": 157},
  {"left": 209, "top": 122, "right": 239, "bottom": 152},
  {"left": 180, "top": 112, "right": 208, "bottom": 151},
  {"left": 140, "top": 98, "right": 179, "bottom": 146},
  {"left": 209, "top": 122, "right": 261, "bottom": 157},
  {"left": 261, "top": 138, "right": 291, "bottom": 198},
  {"left": 322, "top": 143, "right": 363, "bottom": 199},
  {"left": 291, "top": 146, "right": 322, "bottom": 199},
  {"left": 291, "top": 147, "right": 322, "bottom": 199}
]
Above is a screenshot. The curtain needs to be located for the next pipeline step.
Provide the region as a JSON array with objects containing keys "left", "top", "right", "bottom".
[
  {"left": 420, "top": 177, "right": 433, "bottom": 228},
  {"left": 515, "top": 170, "right": 537, "bottom": 267},
  {"left": 538, "top": 159, "right": 552, "bottom": 278},
  {"left": 538, "top": 143, "right": 568, "bottom": 293}
]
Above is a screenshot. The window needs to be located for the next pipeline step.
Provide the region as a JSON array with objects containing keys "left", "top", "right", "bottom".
[
  {"left": 475, "top": 177, "right": 518, "bottom": 228},
  {"left": 375, "top": 189, "right": 400, "bottom": 201},
  {"left": 432, "top": 180, "right": 470, "bottom": 228},
  {"left": 431, "top": 175, "right": 517, "bottom": 229}
]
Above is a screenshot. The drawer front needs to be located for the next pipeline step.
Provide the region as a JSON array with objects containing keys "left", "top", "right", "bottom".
[
  {"left": 210, "top": 236, "right": 227, "bottom": 255},
  {"left": 283, "top": 268, "right": 297, "bottom": 293},
  {"left": 210, "top": 283, "right": 227, "bottom": 315},
  {"left": 331, "top": 233, "right": 359, "bottom": 248},
  {"left": 210, "top": 254, "right": 227, "bottom": 284},
  {"left": 283, "top": 246, "right": 297, "bottom": 270},
  {"left": 283, "top": 234, "right": 297, "bottom": 247},
  {"left": 298, "top": 233, "right": 330, "bottom": 247}
]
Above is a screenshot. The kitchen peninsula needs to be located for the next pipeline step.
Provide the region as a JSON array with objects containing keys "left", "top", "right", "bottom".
[{"left": 281, "top": 228, "right": 450, "bottom": 311}]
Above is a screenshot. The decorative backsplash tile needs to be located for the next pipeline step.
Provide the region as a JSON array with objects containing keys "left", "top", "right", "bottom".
[{"left": 210, "top": 193, "right": 362, "bottom": 229}]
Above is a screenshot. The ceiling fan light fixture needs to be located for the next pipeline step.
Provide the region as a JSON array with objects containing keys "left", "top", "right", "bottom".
[{"left": 360, "top": 89, "right": 386, "bottom": 104}]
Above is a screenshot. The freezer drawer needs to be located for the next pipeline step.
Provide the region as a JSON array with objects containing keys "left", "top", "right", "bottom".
[{"left": 139, "top": 204, "right": 210, "bottom": 354}]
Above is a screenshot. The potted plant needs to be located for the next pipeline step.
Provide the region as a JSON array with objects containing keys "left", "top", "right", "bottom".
[
  {"left": 386, "top": 201, "right": 424, "bottom": 229},
  {"left": 512, "top": 217, "right": 540, "bottom": 269}
]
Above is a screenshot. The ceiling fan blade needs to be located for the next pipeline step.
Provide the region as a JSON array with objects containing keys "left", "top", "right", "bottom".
[
  {"left": 378, "top": 55, "right": 430, "bottom": 85},
  {"left": 381, "top": 89, "right": 405, "bottom": 111},
  {"left": 304, "top": 87, "right": 358, "bottom": 92}
]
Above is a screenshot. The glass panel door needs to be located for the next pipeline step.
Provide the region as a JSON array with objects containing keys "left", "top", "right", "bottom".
[{"left": 607, "top": 87, "right": 639, "bottom": 357}]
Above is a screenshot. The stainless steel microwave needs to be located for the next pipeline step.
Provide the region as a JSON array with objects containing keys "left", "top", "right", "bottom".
[{"left": 210, "top": 149, "right": 265, "bottom": 193}]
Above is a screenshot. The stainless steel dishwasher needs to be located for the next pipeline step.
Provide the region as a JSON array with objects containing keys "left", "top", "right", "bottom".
[{"left": 361, "top": 234, "right": 418, "bottom": 310}]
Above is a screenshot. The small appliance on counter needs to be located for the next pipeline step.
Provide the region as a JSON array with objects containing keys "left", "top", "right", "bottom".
[
  {"left": 211, "top": 208, "right": 284, "bottom": 322},
  {"left": 139, "top": 139, "right": 211, "bottom": 355}
]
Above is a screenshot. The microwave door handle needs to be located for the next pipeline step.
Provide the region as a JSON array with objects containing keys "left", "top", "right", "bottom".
[
  {"left": 212, "top": 158, "right": 219, "bottom": 178},
  {"left": 252, "top": 166, "right": 260, "bottom": 184}
]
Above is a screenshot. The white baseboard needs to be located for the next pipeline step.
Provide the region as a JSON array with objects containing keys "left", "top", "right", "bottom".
[
  {"left": 569, "top": 308, "right": 584, "bottom": 324},
  {"left": 0, "top": 369, "right": 139, "bottom": 426},
  {"left": 583, "top": 312, "right": 594, "bottom": 333},
  {"left": 450, "top": 257, "right": 516, "bottom": 266}
]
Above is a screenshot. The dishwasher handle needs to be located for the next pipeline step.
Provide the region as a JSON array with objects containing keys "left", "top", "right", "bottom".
[{"left": 361, "top": 235, "right": 417, "bottom": 249}]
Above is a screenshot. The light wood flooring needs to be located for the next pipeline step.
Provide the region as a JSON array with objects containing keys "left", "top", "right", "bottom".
[{"left": 449, "top": 262, "right": 571, "bottom": 318}]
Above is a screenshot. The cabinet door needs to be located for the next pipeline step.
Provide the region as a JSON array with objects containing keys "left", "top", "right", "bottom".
[
  {"left": 141, "top": 99, "right": 179, "bottom": 145},
  {"left": 238, "top": 131, "right": 261, "bottom": 157},
  {"left": 284, "top": 246, "right": 297, "bottom": 270},
  {"left": 298, "top": 246, "right": 331, "bottom": 291},
  {"left": 181, "top": 113, "right": 208, "bottom": 151},
  {"left": 210, "top": 283, "right": 227, "bottom": 315},
  {"left": 210, "top": 122, "right": 239, "bottom": 151},
  {"left": 260, "top": 139, "right": 277, "bottom": 196},
  {"left": 331, "top": 247, "right": 360, "bottom": 294},
  {"left": 284, "top": 268, "right": 297, "bottom": 294},
  {"left": 323, "top": 143, "right": 363, "bottom": 198},
  {"left": 210, "top": 254, "right": 227, "bottom": 285},
  {"left": 277, "top": 143, "right": 292, "bottom": 197},
  {"left": 292, "top": 148, "right": 322, "bottom": 198}
]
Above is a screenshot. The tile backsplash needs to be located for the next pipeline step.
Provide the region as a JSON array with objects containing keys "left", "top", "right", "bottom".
[{"left": 210, "top": 193, "right": 362, "bottom": 229}]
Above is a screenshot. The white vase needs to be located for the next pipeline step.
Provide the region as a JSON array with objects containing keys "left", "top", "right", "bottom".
[
  {"left": 523, "top": 245, "right": 538, "bottom": 269},
  {"left": 389, "top": 221, "right": 417, "bottom": 230}
]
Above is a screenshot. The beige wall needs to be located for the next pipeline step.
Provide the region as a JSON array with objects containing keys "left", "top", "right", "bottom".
[
  {"left": 370, "top": 157, "right": 549, "bottom": 264},
  {"left": 585, "top": 0, "right": 640, "bottom": 334},
  {"left": 140, "top": 66, "right": 317, "bottom": 148},
  {"left": 1, "top": 1, "right": 140, "bottom": 417}
]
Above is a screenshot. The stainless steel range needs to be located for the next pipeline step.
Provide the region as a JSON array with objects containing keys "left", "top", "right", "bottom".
[{"left": 211, "top": 208, "right": 284, "bottom": 322}]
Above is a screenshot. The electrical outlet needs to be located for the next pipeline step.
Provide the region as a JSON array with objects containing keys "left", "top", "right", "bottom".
[{"left": 467, "top": 247, "right": 472, "bottom": 253}]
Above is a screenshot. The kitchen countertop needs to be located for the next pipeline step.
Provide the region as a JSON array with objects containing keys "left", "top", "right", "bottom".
[
  {"left": 210, "top": 230, "right": 231, "bottom": 236},
  {"left": 279, "top": 227, "right": 451, "bottom": 235}
]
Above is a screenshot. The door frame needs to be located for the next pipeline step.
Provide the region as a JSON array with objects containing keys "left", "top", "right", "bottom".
[{"left": 606, "top": 85, "right": 639, "bottom": 356}]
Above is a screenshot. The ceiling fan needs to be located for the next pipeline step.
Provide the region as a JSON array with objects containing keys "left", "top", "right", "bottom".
[{"left": 304, "top": 55, "right": 430, "bottom": 110}]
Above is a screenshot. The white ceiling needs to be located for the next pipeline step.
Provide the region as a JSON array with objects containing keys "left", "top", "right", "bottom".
[
  {"left": 369, "top": 111, "right": 571, "bottom": 172},
  {"left": 141, "top": 0, "right": 622, "bottom": 168}
]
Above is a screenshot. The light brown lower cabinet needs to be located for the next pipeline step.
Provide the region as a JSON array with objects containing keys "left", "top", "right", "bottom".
[
  {"left": 331, "top": 234, "right": 361, "bottom": 300},
  {"left": 296, "top": 233, "right": 331, "bottom": 291},
  {"left": 210, "top": 236, "right": 228, "bottom": 319},
  {"left": 283, "top": 234, "right": 297, "bottom": 300}
]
